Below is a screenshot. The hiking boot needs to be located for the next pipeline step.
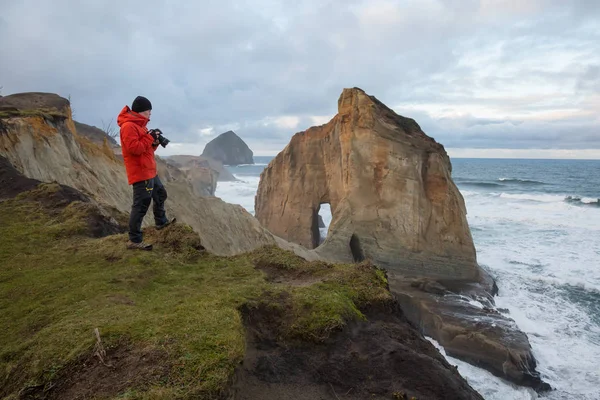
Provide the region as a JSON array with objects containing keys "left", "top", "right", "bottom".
[
  {"left": 126, "top": 241, "right": 153, "bottom": 251},
  {"left": 156, "top": 217, "right": 176, "bottom": 230}
]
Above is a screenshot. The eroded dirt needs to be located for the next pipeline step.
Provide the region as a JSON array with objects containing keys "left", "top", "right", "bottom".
[
  {"left": 20, "top": 345, "right": 169, "bottom": 400},
  {"left": 236, "top": 301, "right": 484, "bottom": 400}
]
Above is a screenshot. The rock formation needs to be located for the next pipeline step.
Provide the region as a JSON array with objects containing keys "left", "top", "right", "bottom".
[
  {"left": 256, "top": 87, "right": 478, "bottom": 280},
  {"left": 390, "top": 275, "right": 550, "bottom": 391},
  {"left": 166, "top": 154, "right": 236, "bottom": 182},
  {"left": 155, "top": 157, "right": 217, "bottom": 197},
  {"left": 202, "top": 130, "right": 254, "bottom": 166},
  {"left": 0, "top": 92, "right": 274, "bottom": 256},
  {"left": 255, "top": 88, "right": 549, "bottom": 390},
  {"left": 74, "top": 121, "right": 118, "bottom": 147}
]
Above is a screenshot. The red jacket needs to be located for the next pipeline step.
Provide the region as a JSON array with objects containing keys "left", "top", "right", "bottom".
[{"left": 117, "top": 106, "right": 157, "bottom": 185}]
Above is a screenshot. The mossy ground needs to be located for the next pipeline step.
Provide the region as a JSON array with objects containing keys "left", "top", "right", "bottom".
[{"left": 0, "top": 186, "right": 390, "bottom": 399}]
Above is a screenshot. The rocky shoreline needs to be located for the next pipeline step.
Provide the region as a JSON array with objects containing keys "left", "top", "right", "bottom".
[{"left": 390, "top": 274, "right": 551, "bottom": 391}]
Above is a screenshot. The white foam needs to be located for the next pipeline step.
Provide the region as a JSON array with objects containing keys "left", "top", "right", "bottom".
[
  {"left": 318, "top": 203, "right": 332, "bottom": 227},
  {"left": 460, "top": 190, "right": 479, "bottom": 197},
  {"left": 467, "top": 298, "right": 486, "bottom": 309},
  {"left": 499, "top": 192, "right": 564, "bottom": 202},
  {"left": 465, "top": 186, "right": 600, "bottom": 399},
  {"left": 581, "top": 197, "right": 599, "bottom": 204},
  {"left": 426, "top": 338, "right": 537, "bottom": 400},
  {"left": 214, "top": 175, "right": 261, "bottom": 215}
]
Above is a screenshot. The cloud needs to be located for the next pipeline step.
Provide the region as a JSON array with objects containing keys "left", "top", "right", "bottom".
[{"left": 0, "top": 0, "right": 599, "bottom": 157}]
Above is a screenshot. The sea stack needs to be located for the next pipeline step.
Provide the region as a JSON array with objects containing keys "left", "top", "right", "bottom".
[
  {"left": 255, "top": 87, "right": 478, "bottom": 280},
  {"left": 202, "top": 130, "right": 254, "bottom": 166}
]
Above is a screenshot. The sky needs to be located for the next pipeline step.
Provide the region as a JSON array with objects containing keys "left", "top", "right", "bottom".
[{"left": 1, "top": 0, "right": 599, "bottom": 159}]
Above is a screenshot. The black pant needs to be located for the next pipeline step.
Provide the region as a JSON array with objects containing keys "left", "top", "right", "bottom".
[{"left": 129, "top": 175, "right": 168, "bottom": 243}]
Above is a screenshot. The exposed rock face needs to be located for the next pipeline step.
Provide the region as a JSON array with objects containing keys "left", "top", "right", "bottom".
[
  {"left": 202, "top": 130, "right": 254, "bottom": 166},
  {"left": 0, "top": 155, "right": 126, "bottom": 238},
  {"left": 155, "top": 157, "right": 217, "bottom": 197},
  {"left": 0, "top": 92, "right": 70, "bottom": 117},
  {"left": 74, "top": 121, "right": 118, "bottom": 147},
  {"left": 238, "top": 301, "right": 484, "bottom": 400},
  {"left": 0, "top": 93, "right": 274, "bottom": 256},
  {"left": 389, "top": 275, "right": 551, "bottom": 391},
  {"left": 166, "top": 154, "right": 236, "bottom": 182},
  {"left": 255, "top": 88, "right": 548, "bottom": 390},
  {"left": 256, "top": 87, "right": 478, "bottom": 280}
]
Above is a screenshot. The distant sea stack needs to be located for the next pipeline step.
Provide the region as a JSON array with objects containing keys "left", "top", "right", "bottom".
[{"left": 201, "top": 130, "right": 254, "bottom": 166}]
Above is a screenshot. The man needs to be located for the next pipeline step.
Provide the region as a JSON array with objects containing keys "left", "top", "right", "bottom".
[{"left": 117, "top": 96, "right": 175, "bottom": 250}]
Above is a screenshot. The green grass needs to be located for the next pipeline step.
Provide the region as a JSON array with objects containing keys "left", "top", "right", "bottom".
[{"left": 0, "top": 187, "right": 391, "bottom": 399}]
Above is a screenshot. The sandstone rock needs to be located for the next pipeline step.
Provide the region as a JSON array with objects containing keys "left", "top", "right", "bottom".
[
  {"left": 74, "top": 121, "right": 118, "bottom": 147},
  {"left": 154, "top": 157, "right": 216, "bottom": 197},
  {"left": 166, "top": 154, "right": 236, "bottom": 182},
  {"left": 0, "top": 155, "right": 125, "bottom": 237},
  {"left": 256, "top": 87, "right": 478, "bottom": 280},
  {"left": 0, "top": 93, "right": 274, "bottom": 256},
  {"left": 0, "top": 92, "right": 70, "bottom": 118},
  {"left": 202, "top": 130, "right": 254, "bottom": 166}
]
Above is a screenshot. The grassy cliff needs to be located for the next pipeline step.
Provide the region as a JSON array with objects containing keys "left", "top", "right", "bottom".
[{"left": 0, "top": 183, "right": 390, "bottom": 399}]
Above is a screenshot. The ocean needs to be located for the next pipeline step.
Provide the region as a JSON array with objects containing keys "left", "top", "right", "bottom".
[{"left": 216, "top": 157, "right": 600, "bottom": 400}]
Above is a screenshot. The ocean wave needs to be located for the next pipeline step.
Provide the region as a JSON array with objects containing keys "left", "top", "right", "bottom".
[
  {"left": 498, "top": 177, "right": 545, "bottom": 185},
  {"left": 459, "top": 181, "right": 504, "bottom": 188},
  {"left": 231, "top": 174, "right": 261, "bottom": 182},
  {"left": 459, "top": 190, "right": 479, "bottom": 197},
  {"left": 528, "top": 274, "right": 600, "bottom": 295},
  {"left": 499, "top": 193, "right": 599, "bottom": 206},
  {"left": 565, "top": 196, "right": 600, "bottom": 207},
  {"left": 499, "top": 193, "right": 564, "bottom": 202}
]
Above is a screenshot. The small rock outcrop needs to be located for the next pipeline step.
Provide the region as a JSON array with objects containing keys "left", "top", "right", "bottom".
[
  {"left": 202, "top": 130, "right": 254, "bottom": 166},
  {"left": 256, "top": 88, "right": 478, "bottom": 280},
  {"left": 166, "top": 154, "right": 236, "bottom": 182},
  {"left": 390, "top": 275, "right": 551, "bottom": 391},
  {"left": 155, "top": 157, "right": 217, "bottom": 197}
]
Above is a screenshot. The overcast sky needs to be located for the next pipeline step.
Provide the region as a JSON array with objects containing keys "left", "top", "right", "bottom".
[{"left": 1, "top": 0, "right": 599, "bottom": 158}]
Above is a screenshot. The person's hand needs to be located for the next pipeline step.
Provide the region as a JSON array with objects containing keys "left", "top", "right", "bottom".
[{"left": 148, "top": 129, "right": 160, "bottom": 146}]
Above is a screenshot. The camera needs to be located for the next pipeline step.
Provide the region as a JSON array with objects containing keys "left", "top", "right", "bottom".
[{"left": 148, "top": 128, "right": 170, "bottom": 148}]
